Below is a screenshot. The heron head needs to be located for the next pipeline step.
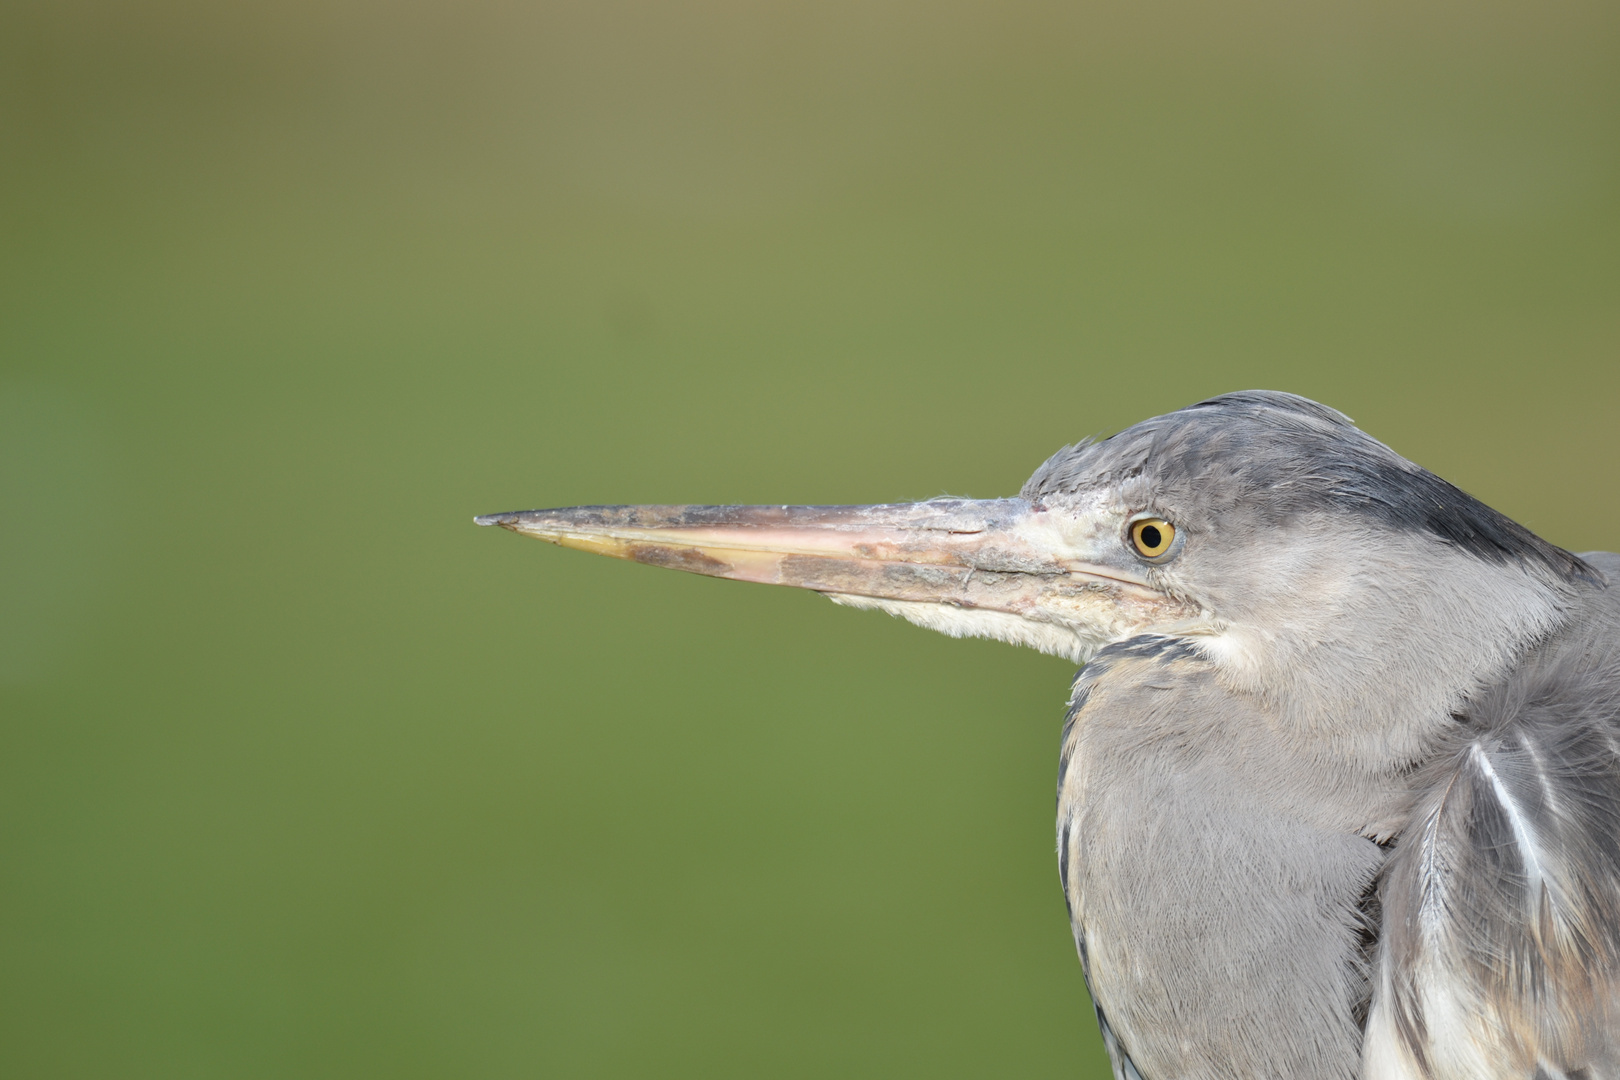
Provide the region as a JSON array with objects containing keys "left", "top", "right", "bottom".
[{"left": 479, "top": 391, "right": 1589, "bottom": 754}]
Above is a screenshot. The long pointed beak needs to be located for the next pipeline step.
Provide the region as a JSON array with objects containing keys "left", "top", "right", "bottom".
[{"left": 474, "top": 498, "right": 1156, "bottom": 618}]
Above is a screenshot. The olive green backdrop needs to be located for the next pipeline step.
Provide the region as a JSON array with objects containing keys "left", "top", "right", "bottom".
[{"left": 3, "top": 1, "right": 1618, "bottom": 1076}]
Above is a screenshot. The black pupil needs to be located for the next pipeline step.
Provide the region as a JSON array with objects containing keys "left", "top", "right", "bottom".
[{"left": 1139, "top": 524, "right": 1162, "bottom": 550}]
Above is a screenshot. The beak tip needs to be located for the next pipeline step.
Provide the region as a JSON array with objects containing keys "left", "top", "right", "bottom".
[{"left": 474, "top": 513, "right": 512, "bottom": 527}]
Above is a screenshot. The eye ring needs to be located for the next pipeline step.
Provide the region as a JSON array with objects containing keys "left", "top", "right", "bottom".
[{"left": 1129, "top": 517, "right": 1177, "bottom": 561}]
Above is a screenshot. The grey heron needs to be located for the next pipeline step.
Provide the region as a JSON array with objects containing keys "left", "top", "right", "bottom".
[{"left": 476, "top": 391, "right": 1619, "bottom": 1079}]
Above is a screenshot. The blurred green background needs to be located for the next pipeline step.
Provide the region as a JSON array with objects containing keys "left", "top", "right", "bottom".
[{"left": 3, "top": 0, "right": 1618, "bottom": 1076}]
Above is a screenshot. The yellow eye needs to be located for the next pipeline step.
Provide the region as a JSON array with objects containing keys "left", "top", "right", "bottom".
[{"left": 1130, "top": 518, "right": 1176, "bottom": 559}]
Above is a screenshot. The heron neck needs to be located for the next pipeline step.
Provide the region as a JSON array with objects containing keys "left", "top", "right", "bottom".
[{"left": 1191, "top": 540, "right": 1576, "bottom": 775}]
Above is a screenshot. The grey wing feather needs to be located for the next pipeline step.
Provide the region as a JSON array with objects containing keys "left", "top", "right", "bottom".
[
  {"left": 1368, "top": 629, "right": 1620, "bottom": 1080},
  {"left": 1095, "top": 1003, "right": 1147, "bottom": 1080},
  {"left": 1071, "top": 920, "right": 1145, "bottom": 1080}
]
